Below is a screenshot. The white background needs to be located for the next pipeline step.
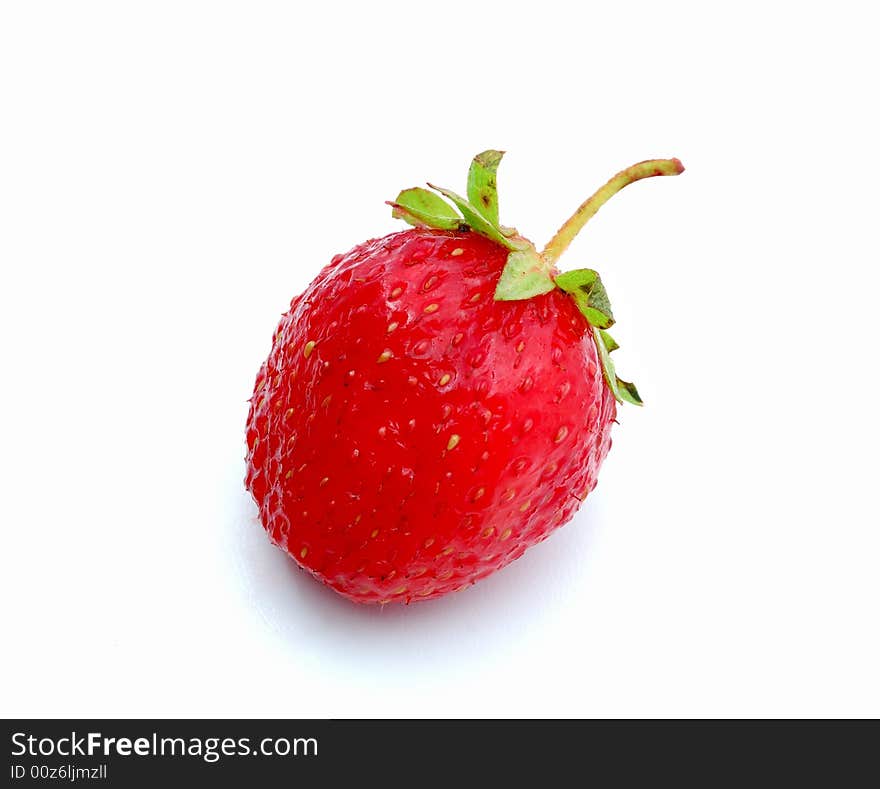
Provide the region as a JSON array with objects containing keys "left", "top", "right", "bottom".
[{"left": 2, "top": 1, "right": 878, "bottom": 718}]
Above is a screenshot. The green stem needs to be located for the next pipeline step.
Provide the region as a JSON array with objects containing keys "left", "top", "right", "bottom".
[{"left": 542, "top": 158, "right": 684, "bottom": 266}]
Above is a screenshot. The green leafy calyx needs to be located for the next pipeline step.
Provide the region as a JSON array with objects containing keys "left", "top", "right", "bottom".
[
  {"left": 389, "top": 151, "right": 684, "bottom": 405},
  {"left": 467, "top": 150, "right": 503, "bottom": 225},
  {"left": 426, "top": 183, "right": 516, "bottom": 250},
  {"left": 388, "top": 188, "right": 463, "bottom": 230},
  {"left": 494, "top": 248, "right": 556, "bottom": 300},
  {"left": 555, "top": 269, "right": 614, "bottom": 330}
]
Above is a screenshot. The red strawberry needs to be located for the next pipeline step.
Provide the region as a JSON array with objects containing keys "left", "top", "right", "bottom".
[{"left": 245, "top": 151, "right": 683, "bottom": 604}]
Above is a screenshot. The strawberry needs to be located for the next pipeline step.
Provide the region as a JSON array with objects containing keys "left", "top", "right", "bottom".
[{"left": 245, "top": 151, "right": 683, "bottom": 604}]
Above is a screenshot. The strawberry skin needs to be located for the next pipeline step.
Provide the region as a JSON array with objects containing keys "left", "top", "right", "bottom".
[{"left": 246, "top": 229, "right": 615, "bottom": 603}]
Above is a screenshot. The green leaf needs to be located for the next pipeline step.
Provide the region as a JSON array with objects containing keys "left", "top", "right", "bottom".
[
  {"left": 467, "top": 150, "right": 504, "bottom": 226},
  {"left": 388, "top": 187, "right": 462, "bottom": 230},
  {"left": 599, "top": 329, "right": 619, "bottom": 353},
  {"left": 593, "top": 325, "right": 616, "bottom": 391},
  {"left": 494, "top": 248, "right": 556, "bottom": 300},
  {"left": 555, "top": 268, "right": 615, "bottom": 329},
  {"left": 592, "top": 326, "right": 643, "bottom": 406},
  {"left": 427, "top": 183, "right": 515, "bottom": 250},
  {"left": 615, "top": 377, "right": 643, "bottom": 406}
]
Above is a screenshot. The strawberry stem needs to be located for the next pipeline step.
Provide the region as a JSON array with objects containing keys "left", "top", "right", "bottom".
[{"left": 542, "top": 158, "right": 684, "bottom": 266}]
